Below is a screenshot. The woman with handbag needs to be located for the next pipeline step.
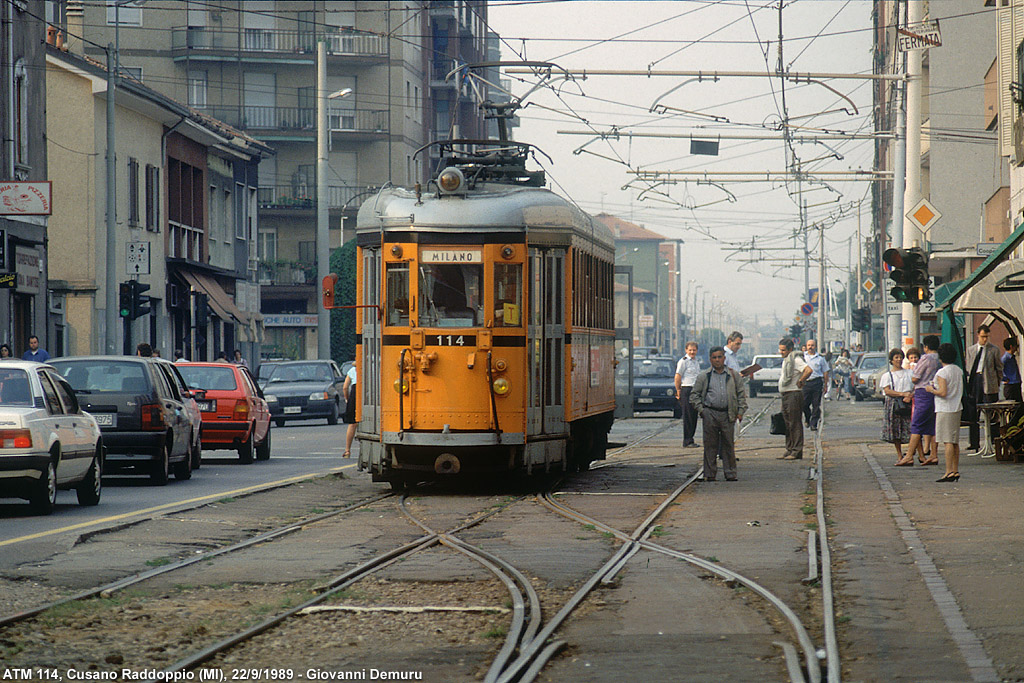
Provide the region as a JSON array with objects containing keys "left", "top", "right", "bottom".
[{"left": 882, "top": 348, "right": 914, "bottom": 464}]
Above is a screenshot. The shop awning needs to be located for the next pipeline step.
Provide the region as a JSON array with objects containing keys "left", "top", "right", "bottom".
[
  {"left": 179, "top": 270, "right": 246, "bottom": 325},
  {"left": 935, "top": 221, "right": 1024, "bottom": 312},
  {"left": 953, "top": 259, "right": 1024, "bottom": 338}
]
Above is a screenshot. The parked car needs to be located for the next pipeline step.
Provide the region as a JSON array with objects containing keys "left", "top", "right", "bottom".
[
  {"left": 256, "top": 360, "right": 284, "bottom": 385},
  {"left": 851, "top": 352, "right": 889, "bottom": 401},
  {"left": 51, "top": 356, "right": 196, "bottom": 484},
  {"left": 630, "top": 356, "right": 682, "bottom": 417},
  {"left": 260, "top": 360, "right": 345, "bottom": 426},
  {"left": 748, "top": 354, "right": 783, "bottom": 397},
  {"left": 0, "top": 361, "right": 105, "bottom": 514},
  {"left": 175, "top": 362, "right": 271, "bottom": 462},
  {"left": 154, "top": 358, "right": 203, "bottom": 470}
]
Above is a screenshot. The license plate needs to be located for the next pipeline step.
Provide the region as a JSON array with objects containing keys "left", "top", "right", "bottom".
[
  {"left": 93, "top": 413, "right": 116, "bottom": 427},
  {"left": 638, "top": 398, "right": 654, "bottom": 404},
  {"left": 283, "top": 406, "right": 301, "bottom": 414},
  {"left": 197, "top": 401, "right": 216, "bottom": 412}
]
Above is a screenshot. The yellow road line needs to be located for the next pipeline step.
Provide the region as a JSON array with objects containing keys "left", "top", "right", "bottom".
[{"left": 0, "top": 463, "right": 356, "bottom": 549}]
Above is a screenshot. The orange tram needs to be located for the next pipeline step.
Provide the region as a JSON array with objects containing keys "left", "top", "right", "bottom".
[{"left": 330, "top": 141, "right": 616, "bottom": 488}]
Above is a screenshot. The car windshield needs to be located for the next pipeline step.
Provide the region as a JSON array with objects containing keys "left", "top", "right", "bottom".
[
  {"left": 859, "top": 355, "right": 888, "bottom": 371},
  {"left": 176, "top": 365, "right": 238, "bottom": 391},
  {"left": 268, "top": 363, "right": 333, "bottom": 383},
  {"left": 257, "top": 363, "right": 280, "bottom": 380},
  {"left": 0, "top": 368, "right": 33, "bottom": 406},
  {"left": 52, "top": 360, "right": 150, "bottom": 394},
  {"left": 755, "top": 357, "right": 783, "bottom": 369},
  {"left": 634, "top": 359, "right": 676, "bottom": 378}
]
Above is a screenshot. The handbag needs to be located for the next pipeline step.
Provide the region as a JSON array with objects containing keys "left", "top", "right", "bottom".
[
  {"left": 770, "top": 411, "right": 786, "bottom": 435},
  {"left": 889, "top": 372, "right": 913, "bottom": 418}
]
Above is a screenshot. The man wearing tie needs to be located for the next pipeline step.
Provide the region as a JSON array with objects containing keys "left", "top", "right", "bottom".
[{"left": 965, "top": 324, "right": 1002, "bottom": 453}]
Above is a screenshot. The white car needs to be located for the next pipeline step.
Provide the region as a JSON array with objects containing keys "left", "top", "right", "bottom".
[
  {"left": 748, "top": 354, "right": 784, "bottom": 397},
  {"left": 0, "top": 360, "right": 104, "bottom": 514}
]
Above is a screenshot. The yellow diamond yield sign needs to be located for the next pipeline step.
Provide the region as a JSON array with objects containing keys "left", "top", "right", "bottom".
[
  {"left": 907, "top": 197, "right": 941, "bottom": 232},
  {"left": 862, "top": 278, "right": 876, "bottom": 293}
]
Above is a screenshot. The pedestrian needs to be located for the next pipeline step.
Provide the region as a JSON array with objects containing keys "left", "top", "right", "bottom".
[
  {"left": 0, "top": 344, "right": 12, "bottom": 359},
  {"left": 342, "top": 363, "right": 358, "bottom": 457},
  {"left": 689, "top": 346, "right": 747, "bottom": 482},
  {"left": 21, "top": 335, "right": 49, "bottom": 363},
  {"left": 965, "top": 324, "right": 1002, "bottom": 453},
  {"left": 723, "top": 331, "right": 744, "bottom": 375},
  {"left": 802, "top": 339, "right": 829, "bottom": 431},
  {"left": 151, "top": 348, "right": 161, "bottom": 358},
  {"left": 777, "top": 337, "right": 810, "bottom": 461},
  {"left": 1002, "top": 337, "right": 1021, "bottom": 402},
  {"left": 883, "top": 348, "right": 914, "bottom": 465},
  {"left": 833, "top": 349, "right": 853, "bottom": 400},
  {"left": 926, "top": 343, "right": 964, "bottom": 482},
  {"left": 174, "top": 349, "right": 187, "bottom": 362},
  {"left": 674, "top": 341, "right": 701, "bottom": 448},
  {"left": 233, "top": 349, "right": 249, "bottom": 368},
  {"left": 216, "top": 351, "right": 230, "bottom": 363},
  {"left": 907, "top": 335, "right": 941, "bottom": 465},
  {"left": 135, "top": 342, "right": 152, "bottom": 357}
]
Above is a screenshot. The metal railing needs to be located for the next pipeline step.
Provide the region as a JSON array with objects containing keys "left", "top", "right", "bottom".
[
  {"left": 257, "top": 184, "right": 375, "bottom": 210},
  {"left": 194, "top": 105, "right": 387, "bottom": 134},
  {"left": 171, "top": 26, "right": 385, "bottom": 58},
  {"left": 169, "top": 220, "right": 204, "bottom": 262},
  {"left": 257, "top": 260, "right": 317, "bottom": 286}
]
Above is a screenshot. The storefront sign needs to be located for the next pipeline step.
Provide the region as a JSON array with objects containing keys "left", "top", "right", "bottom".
[
  {"left": 0, "top": 182, "right": 52, "bottom": 215},
  {"left": 263, "top": 314, "right": 319, "bottom": 327},
  {"left": 0, "top": 272, "right": 15, "bottom": 289},
  {"left": 15, "top": 245, "right": 41, "bottom": 294}
]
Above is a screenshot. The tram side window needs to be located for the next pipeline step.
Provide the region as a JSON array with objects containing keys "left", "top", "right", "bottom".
[
  {"left": 419, "top": 263, "right": 482, "bottom": 327},
  {"left": 493, "top": 263, "right": 522, "bottom": 327},
  {"left": 386, "top": 263, "right": 410, "bottom": 326}
]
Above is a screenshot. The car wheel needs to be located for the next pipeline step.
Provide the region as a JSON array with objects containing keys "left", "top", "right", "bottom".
[
  {"left": 238, "top": 430, "right": 255, "bottom": 464},
  {"left": 30, "top": 459, "right": 57, "bottom": 515},
  {"left": 749, "top": 384, "right": 758, "bottom": 398},
  {"left": 76, "top": 449, "right": 102, "bottom": 506},
  {"left": 150, "top": 442, "right": 170, "bottom": 485},
  {"left": 275, "top": 418, "right": 286, "bottom": 428},
  {"left": 854, "top": 391, "right": 864, "bottom": 402},
  {"left": 190, "top": 434, "right": 202, "bottom": 470},
  {"left": 256, "top": 426, "right": 271, "bottom": 461},
  {"left": 173, "top": 444, "right": 193, "bottom": 480},
  {"left": 327, "top": 401, "right": 339, "bottom": 426}
]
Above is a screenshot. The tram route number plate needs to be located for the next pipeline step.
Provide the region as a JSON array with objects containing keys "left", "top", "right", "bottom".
[{"left": 428, "top": 335, "right": 476, "bottom": 346}]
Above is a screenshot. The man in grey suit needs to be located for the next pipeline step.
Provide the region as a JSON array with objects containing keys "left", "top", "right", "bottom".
[
  {"left": 690, "top": 346, "right": 747, "bottom": 482},
  {"left": 965, "top": 324, "right": 1003, "bottom": 452}
]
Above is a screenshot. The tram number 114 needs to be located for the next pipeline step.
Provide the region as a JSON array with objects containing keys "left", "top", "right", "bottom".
[{"left": 433, "top": 335, "right": 471, "bottom": 346}]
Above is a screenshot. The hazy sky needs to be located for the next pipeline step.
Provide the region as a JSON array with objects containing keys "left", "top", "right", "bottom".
[{"left": 486, "top": 0, "right": 876, "bottom": 327}]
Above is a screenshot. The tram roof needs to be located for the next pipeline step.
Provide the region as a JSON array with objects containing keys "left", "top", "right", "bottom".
[{"left": 355, "top": 182, "right": 615, "bottom": 249}]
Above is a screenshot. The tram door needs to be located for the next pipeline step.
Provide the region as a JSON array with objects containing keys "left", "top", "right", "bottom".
[
  {"left": 527, "top": 248, "right": 565, "bottom": 435},
  {"left": 614, "top": 266, "right": 634, "bottom": 419},
  {"left": 359, "top": 248, "right": 381, "bottom": 438}
]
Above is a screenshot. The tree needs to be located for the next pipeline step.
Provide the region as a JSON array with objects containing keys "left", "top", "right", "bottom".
[
  {"left": 697, "top": 327, "right": 726, "bottom": 349},
  {"left": 329, "top": 239, "right": 358, "bottom": 363}
]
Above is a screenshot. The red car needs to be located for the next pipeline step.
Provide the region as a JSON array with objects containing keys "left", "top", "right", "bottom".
[{"left": 174, "top": 362, "right": 271, "bottom": 463}]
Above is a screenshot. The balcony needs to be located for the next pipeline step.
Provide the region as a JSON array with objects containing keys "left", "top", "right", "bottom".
[
  {"left": 195, "top": 105, "right": 387, "bottom": 139},
  {"left": 169, "top": 221, "right": 204, "bottom": 263},
  {"left": 171, "top": 26, "right": 386, "bottom": 62},
  {"left": 258, "top": 185, "right": 376, "bottom": 211},
  {"left": 258, "top": 260, "right": 317, "bottom": 286}
]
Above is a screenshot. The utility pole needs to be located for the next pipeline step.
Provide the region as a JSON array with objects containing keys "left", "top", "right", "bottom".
[
  {"left": 817, "top": 221, "right": 826, "bottom": 349},
  {"left": 105, "top": 44, "right": 117, "bottom": 355},
  {"left": 901, "top": 0, "right": 924, "bottom": 349},
  {"left": 316, "top": 40, "right": 330, "bottom": 360}
]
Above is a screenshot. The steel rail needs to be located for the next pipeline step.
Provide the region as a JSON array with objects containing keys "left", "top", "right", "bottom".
[
  {"left": 815, "top": 403, "right": 840, "bottom": 682},
  {"left": 0, "top": 491, "right": 394, "bottom": 628}
]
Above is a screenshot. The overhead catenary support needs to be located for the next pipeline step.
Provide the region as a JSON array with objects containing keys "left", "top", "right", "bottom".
[
  {"left": 558, "top": 129, "right": 896, "bottom": 142},
  {"left": 506, "top": 67, "right": 906, "bottom": 81}
]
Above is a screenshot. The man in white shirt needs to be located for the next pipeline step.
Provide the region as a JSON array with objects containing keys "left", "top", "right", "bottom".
[
  {"left": 724, "top": 331, "right": 744, "bottom": 375},
  {"left": 802, "top": 339, "right": 830, "bottom": 431},
  {"left": 778, "top": 337, "right": 811, "bottom": 459},
  {"left": 674, "top": 341, "right": 701, "bottom": 447}
]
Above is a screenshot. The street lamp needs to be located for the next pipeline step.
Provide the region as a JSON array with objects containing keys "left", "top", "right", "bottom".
[{"left": 317, "top": 40, "right": 353, "bottom": 360}]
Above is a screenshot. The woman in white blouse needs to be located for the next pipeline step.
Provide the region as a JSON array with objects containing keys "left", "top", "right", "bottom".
[{"left": 883, "top": 348, "right": 915, "bottom": 465}]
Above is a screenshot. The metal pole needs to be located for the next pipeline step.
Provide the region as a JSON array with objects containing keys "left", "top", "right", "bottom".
[
  {"left": 818, "top": 222, "right": 826, "bottom": 350},
  {"left": 901, "top": 0, "right": 923, "bottom": 349},
  {"left": 316, "top": 40, "right": 330, "bottom": 360},
  {"left": 105, "top": 45, "right": 118, "bottom": 355}
]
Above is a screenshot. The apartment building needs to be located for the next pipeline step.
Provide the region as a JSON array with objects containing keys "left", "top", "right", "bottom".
[
  {"left": 52, "top": 0, "right": 499, "bottom": 360},
  {"left": 1, "top": 0, "right": 50, "bottom": 355}
]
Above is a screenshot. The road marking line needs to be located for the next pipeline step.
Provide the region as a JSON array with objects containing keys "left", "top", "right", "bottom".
[{"left": 0, "top": 463, "right": 356, "bottom": 549}]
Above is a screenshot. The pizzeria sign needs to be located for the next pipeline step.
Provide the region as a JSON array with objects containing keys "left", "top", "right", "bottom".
[{"left": 0, "top": 182, "right": 52, "bottom": 215}]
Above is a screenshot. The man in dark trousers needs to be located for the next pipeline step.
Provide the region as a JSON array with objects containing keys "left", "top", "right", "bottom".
[
  {"left": 674, "top": 341, "right": 701, "bottom": 448},
  {"left": 966, "top": 324, "right": 1003, "bottom": 452},
  {"left": 690, "top": 346, "right": 747, "bottom": 482}
]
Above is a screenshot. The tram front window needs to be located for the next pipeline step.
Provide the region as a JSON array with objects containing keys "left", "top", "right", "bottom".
[
  {"left": 386, "top": 263, "right": 410, "bottom": 326},
  {"left": 419, "top": 263, "right": 482, "bottom": 327},
  {"left": 493, "top": 263, "right": 522, "bottom": 327}
]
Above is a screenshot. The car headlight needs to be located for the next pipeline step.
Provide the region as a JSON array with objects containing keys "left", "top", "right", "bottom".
[
  {"left": 309, "top": 391, "right": 330, "bottom": 401},
  {"left": 666, "top": 388, "right": 675, "bottom": 396},
  {"left": 265, "top": 394, "right": 278, "bottom": 402}
]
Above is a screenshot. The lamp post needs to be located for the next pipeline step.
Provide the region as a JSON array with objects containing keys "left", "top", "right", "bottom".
[{"left": 316, "top": 38, "right": 353, "bottom": 359}]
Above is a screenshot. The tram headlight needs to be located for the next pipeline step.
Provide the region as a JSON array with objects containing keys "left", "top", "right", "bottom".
[
  {"left": 394, "top": 379, "right": 409, "bottom": 394},
  {"left": 437, "top": 167, "right": 465, "bottom": 194},
  {"left": 492, "top": 378, "right": 511, "bottom": 396}
]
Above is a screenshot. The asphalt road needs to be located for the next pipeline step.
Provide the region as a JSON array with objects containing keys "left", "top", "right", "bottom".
[{"left": 0, "top": 419, "right": 353, "bottom": 554}]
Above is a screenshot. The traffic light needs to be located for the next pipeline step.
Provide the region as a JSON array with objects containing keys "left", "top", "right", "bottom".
[
  {"left": 131, "top": 281, "right": 151, "bottom": 319},
  {"left": 322, "top": 273, "right": 338, "bottom": 310},
  {"left": 883, "top": 247, "right": 930, "bottom": 304},
  {"left": 789, "top": 323, "right": 803, "bottom": 338},
  {"left": 852, "top": 306, "right": 871, "bottom": 332},
  {"left": 195, "top": 293, "right": 209, "bottom": 327},
  {"left": 118, "top": 282, "right": 132, "bottom": 318}
]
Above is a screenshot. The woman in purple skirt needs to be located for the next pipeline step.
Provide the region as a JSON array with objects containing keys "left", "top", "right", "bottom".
[{"left": 899, "top": 336, "right": 941, "bottom": 466}]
